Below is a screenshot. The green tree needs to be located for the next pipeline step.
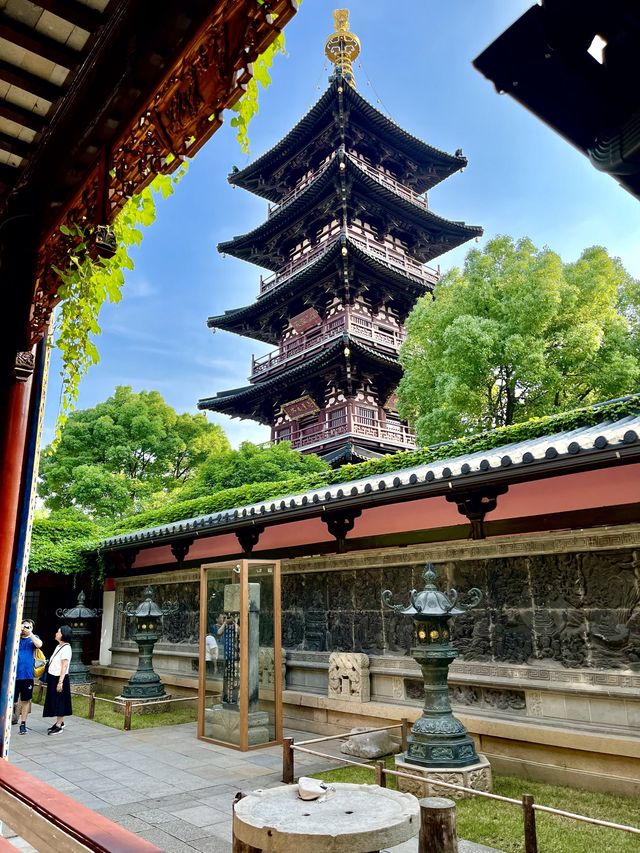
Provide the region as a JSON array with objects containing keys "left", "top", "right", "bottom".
[
  {"left": 398, "top": 236, "right": 640, "bottom": 445},
  {"left": 185, "top": 440, "right": 329, "bottom": 498},
  {"left": 39, "top": 386, "right": 229, "bottom": 517}
]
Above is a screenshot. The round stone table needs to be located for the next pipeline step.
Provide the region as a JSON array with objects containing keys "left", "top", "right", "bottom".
[{"left": 233, "top": 783, "right": 419, "bottom": 853}]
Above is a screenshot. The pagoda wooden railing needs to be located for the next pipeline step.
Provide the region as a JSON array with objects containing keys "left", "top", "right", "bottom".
[
  {"left": 251, "top": 309, "right": 405, "bottom": 379},
  {"left": 267, "top": 153, "right": 337, "bottom": 217},
  {"left": 259, "top": 229, "right": 439, "bottom": 296},
  {"left": 282, "top": 406, "right": 416, "bottom": 452},
  {"left": 348, "top": 232, "right": 440, "bottom": 287},
  {"left": 259, "top": 235, "right": 339, "bottom": 294},
  {"left": 346, "top": 152, "right": 430, "bottom": 210}
]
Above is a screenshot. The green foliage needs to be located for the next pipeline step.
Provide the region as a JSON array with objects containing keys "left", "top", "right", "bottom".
[
  {"left": 183, "top": 440, "right": 329, "bottom": 498},
  {"left": 229, "top": 31, "right": 286, "bottom": 153},
  {"left": 39, "top": 385, "right": 229, "bottom": 518},
  {"left": 53, "top": 166, "right": 187, "bottom": 436},
  {"left": 106, "top": 394, "right": 640, "bottom": 539},
  {"left": 312, "top": 762, "right": 640, "bottom": 853},
  {"left": 398, "top": 236, "right": 640, "bottom": 445},
  {"left": 29, "top": 516, "right": 103, "bottom": 575},
  {"left": 109, "top": 472, "right": 329, "bottom": 534}
]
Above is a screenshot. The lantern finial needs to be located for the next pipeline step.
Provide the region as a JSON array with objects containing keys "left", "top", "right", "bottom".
[{"left": 325, "top": 9, "right": 360, "bottom": 87}]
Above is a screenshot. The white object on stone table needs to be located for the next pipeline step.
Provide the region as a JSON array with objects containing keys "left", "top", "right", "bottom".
[
  {"left": 341, "top": 727, "right": 401, "bottom": 759},
  {"left": 298, "top": 777, "right": 336, "bottom": 802}
]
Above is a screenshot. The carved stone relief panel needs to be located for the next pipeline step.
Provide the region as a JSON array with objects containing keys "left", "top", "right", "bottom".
[
  {"left": 280, "top": 548, "right": 640, "bottom": 672},
  {"left": 115, "top": 577, "right": 199, "bottom": 646},
  {"left": 328, "top": 652, "right": 370, "bottom": 702}
]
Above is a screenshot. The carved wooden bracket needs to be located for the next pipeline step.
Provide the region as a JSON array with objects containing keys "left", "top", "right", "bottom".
[
  {"left": 170, "top": 537, "right": 194, "bottom": 565},
  {"left": 14, "top": 351, "right": 35, "bottom": 381},
  {"left": 236, "top": 525, "right": 265, "bottom": 554},
  {"left": 321, "top": 509, "right": 362, "bottom": 552},
  {"left": 445, "top": 485, "right": 508, "bottom": 540}
]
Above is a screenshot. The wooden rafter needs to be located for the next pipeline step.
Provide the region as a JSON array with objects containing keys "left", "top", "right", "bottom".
[
  {"left": 0, "top": 131, "right": 31, "bottom": 159},
  {"left": 0, "top": 100, "right": 46, "bottom": 133},
  {"left": 34, "top": 0, "right": 105, "bottom": 33},
  {"left": 0, "top": 57, "right": 65, "bottom": 103},
  {"left": 0, "top": 12, "right": 83, "bottom": 70}
]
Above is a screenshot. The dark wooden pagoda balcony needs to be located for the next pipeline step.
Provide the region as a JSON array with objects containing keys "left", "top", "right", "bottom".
[
  {"left": 345, "top": 152, "right": 430, "bottom": 209},
  {"left": 250, "top": 308, "right": 405, "bottom": 380},
  {"left": 279, "top": 404, "right": 416, "bottom": 453},
  {"left": 259, "top": 230, "right": 439, "bottom": 296}
]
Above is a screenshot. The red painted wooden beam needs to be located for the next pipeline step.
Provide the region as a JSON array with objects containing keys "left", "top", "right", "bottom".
[{"left": 0, "top": 760, "right": 163, "bottom": 852}]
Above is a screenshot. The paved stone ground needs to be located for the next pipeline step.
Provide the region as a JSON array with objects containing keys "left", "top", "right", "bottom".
[{"left": 3, "top": 714, "right": 500, "bottom": 852}]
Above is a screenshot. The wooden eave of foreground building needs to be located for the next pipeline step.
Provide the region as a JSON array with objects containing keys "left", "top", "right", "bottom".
[
  {"left": 198, "top": 333, "right": 402, "bottom": 423},
  {"left": 208, "top": 233, "right": 432, "bottom": 343},
  {"left": 473, "top": 0, "right": 640, "bottom": 200},
  {"left": 99, "top": 409, "right": 640, "bottom": 574},
  {"left": 228, "top": 78, "right": 468, "bottom": 201},
  {"left": 0, "top": 0, "right": 298, "bottom": 350},
  {"left": 218, "top": 152, "right": 482, "bottom": 270}
]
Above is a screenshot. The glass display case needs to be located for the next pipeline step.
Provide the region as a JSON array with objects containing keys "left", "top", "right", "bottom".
[{"left": 198, "top": 560, "right": 281, "bottom": 750}]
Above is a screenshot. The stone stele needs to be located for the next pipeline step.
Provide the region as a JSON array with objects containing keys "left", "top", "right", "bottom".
[
  {"left": 395, "top": 753, "right": 492, "bottom": 800},
  {"left": 341, "top": 727, "right": 400, "bottom": 759},
  {"left": 233, "top": 782, "right": 419, "bottom": 853}
]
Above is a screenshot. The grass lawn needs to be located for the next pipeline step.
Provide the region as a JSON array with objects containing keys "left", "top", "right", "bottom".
[
  {"left": 33, "top": 692, "right": 197, "bottom": 730},
  {"left": 312, "top": 758, "right": 640, "bottom": 853}
]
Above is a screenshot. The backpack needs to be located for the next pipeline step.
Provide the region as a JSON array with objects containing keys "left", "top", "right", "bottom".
[{"left": 33, "top": 647, "right": 47, "bottom": 679}]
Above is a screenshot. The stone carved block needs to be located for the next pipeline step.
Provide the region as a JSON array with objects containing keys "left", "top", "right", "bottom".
[
  {"left": 328, "top": 652, "right": 370, "bottom": 702},
  {"left": 395, "top": 755, "right": 492, "bottom": 799},
  {"left": 526, "top": 690, "right": 543, "bottom": 717},
  {"left": 258, "top": 647, "right": 275, "bottom": 689}
]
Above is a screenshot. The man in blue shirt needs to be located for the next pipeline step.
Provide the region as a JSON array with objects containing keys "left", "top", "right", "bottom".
[{"left": 13, "top": 619, "right": 43, "bottom": 735}]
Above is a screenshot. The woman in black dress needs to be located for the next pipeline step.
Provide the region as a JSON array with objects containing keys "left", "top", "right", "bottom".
[{"left": 43, "top": 625, "right": 73, "bottom": 734}]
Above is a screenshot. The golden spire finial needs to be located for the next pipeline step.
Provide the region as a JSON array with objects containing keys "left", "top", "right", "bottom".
[{"left": 325, "top": 9, "right": 360, "bottom": 87}]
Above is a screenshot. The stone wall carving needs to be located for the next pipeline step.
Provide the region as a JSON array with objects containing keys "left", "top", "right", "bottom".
[
  {"left": 281, "top": 548, "right": 640, "bottom": 672},
  {"left": 115, "top": 576, "right": 199, "bottom": 647},
  {"left": 328, "top": 652, "right": 370, "bottom": 702}
]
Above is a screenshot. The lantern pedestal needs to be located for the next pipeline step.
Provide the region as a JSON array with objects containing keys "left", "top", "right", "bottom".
[{"left": 394, "top": 754, "right": 492, "bottom": 800}]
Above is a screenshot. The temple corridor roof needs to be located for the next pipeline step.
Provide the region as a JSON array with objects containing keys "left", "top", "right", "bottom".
[{"left": 101, "top": 403, "right": 640, "bottom": 551}]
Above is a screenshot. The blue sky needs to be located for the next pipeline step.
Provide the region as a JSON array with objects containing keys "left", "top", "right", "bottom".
[{"left": 42, "top": 0, "right": 640, "bottom": 448}]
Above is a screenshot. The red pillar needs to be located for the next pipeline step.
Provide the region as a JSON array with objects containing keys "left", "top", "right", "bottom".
[{"left": 0, "top": 369, "right": 33, "bottom": 652}]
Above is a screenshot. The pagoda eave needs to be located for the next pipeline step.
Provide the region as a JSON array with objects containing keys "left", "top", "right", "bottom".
[
  {"left": 207, "top": 235, "right": 433, "bottom": 340},
  {"left": 229, "top": 79, "right": 468, "bottom": 201},
  {"left": 219, "top": 156, "right": 482, "bottom": 269},
  {"left": 198, "top": 335, "right": 402, "bottom": 421}
]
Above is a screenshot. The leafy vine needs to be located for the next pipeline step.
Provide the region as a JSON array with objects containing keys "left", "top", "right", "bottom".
[{"left": 52, "top": 169, "right": 186, "bottom": 438}]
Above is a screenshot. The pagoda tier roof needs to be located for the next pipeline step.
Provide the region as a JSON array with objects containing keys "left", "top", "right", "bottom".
[
  {"left": 198, "top": 334, "right": 401, "bottom": 424},
  {"left": 228, "top": 78, "right": 467, "bottom": 201},
  {"left": 320, "top": 441, "right": 384, "bottom": 465},
  {"left": 208, "top": 233, "right": 432, "bottom": 344},
  {"left": 218, "top": 154, "right": 482, "bottom": 270}
]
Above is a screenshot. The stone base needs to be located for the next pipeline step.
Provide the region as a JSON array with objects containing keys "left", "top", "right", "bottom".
[
  {"left": 114, "top": 694, "right": 172, "bottom": 715},
  {"left": 394, "top": 753, "right": 492, "bottom": 799},
  {"left": 68, "top": 681, "right": 95, "bottom": 696},
  {"left": 204, "top": 705, "right": 270, "bottom": 746}
]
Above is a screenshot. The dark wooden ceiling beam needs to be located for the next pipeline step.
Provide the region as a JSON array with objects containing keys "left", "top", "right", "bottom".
[
  {"left": 0, "top": 58, "right": 64, "bottom": 103},
  {"left": 0, "top": 162, "right": 19, "bottom": 189},
  {"left": 0, "top": 130, "right": 31, "bottom": 159},
  {"left": 0, "top": 13, "right": 83, "bottom": 70},
  {"left": 34, "top": 0, "right": 105, "bottom": 33},
  {"left": 0, "top": 100, "right": 46, "bottom": 133}
]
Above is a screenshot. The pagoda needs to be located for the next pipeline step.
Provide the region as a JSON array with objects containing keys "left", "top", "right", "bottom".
[{"left": 199, "top": 10, "right": 482, "bottom": 465}]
